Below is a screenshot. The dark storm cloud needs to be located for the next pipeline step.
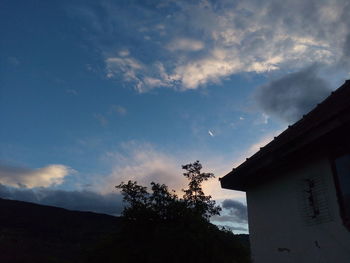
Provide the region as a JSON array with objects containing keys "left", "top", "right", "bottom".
[
  {"left": 254, "top": 66, "right": 332, "bottom": 123},
  {"left": 0, "top": 184, "right": 123, "bottom": 216},
  {"left": 220, "top": 199, "right": 248, "bottom": 223},
  {"left": 339, "top": 2, "right": 350, "bottom": 61},
  {"left": 340, "top": 33, "right": 350, "bottom": 67},
  {"left": 344, "top": 34, "right": 350, "bottom": 57}
]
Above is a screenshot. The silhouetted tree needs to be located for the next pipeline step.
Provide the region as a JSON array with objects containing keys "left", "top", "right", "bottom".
[
  {"left": 88, "top": 161, "right": 251, "bottom": 263},
  {"left": 116, "top": 160, "right": 221, "bottom": 223},
  {"left": 182, "top": 160, "right": 221, "bottom": 220}
]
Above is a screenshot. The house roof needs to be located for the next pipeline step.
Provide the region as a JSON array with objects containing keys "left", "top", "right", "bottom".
[{"left": 220, "top": 80, "right": 350, "bottom": 191}]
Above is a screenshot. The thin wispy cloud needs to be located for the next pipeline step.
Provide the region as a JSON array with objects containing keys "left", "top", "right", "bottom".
[
  {"left": 110, "top": 105, "right": 127, "bottom": 116},
  {"left": 66, "top": 89, "right": 78, "bottom": 95},
  {"left": 94, "top": 113, "right": 109, "bottom": 126},
  {"left": 99, "top": 142, "right": 186, "bottom": 194},
  {"left": 118, "top": 49, "right": 130, "bottom": 57},
  {"left": 246, "top": 130, "right": 282, "bottom": 157},
  {"left": 166, "top": 38, "right": 205, "bottom": 52}
]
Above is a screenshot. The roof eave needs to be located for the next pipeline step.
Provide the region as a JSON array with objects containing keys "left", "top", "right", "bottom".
[{"left": 220, "top": 80, "right": 350, "bottom": 192}]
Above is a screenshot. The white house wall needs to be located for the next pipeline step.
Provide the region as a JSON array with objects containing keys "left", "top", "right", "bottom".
[{"left": 246, "top": 157, "right": 350, "bottom": 263}]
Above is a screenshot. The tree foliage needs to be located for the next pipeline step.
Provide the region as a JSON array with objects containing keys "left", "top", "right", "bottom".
[
  {"left": 88, "top": 161, "right": 250, "bottom": 263},
  {"left": 116, "top": 160, "right": 221, "bottom": 224},
  {"left": 182, "top": 161, "right": 221, "bottom": 220}
]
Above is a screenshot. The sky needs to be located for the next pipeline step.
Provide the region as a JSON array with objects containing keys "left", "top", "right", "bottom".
[{"left": 1, "top": 0, "right": 350, "bottom": 233}]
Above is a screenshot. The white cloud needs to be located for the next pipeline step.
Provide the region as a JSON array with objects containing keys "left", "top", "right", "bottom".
[
  {"left": 105, "top": 55, "right": 174, "bottom": 92},
  {"left": 254, "top": 113, "right": 270, "bottom": 125},
  {"left": 170, "top": 49, "right": 243, "bottom": 89},
  {"left": 261, "top": 113, "right": 269, "bottom": 124},
  {"left": 66, "top": 89, "right": 78, "bottom": 95},
  {"left": 99, "top": 142, "right": 186, "bottom": 194},
  {"left": 106, "top": 57, "right": 144, "bottom": 90},
  {"left": 166, "top": 38, "right": 204, "bottom": 52},
  {"left": 90, "top": 0, "right": 350, "bottom": 91},
  {"left": 143, "top": 77, "right": 168, "bottom": 88},
  {"left": 110, "top": 105, "right": 127, "bottom": 116},
  {"left": 0, "top": 164, "right": 72, "bottom": 188},
  {"left": 93, "top": 113, "right": 108, "bottom": 126},
  {"left": 118, "top": 49, "right": 129, "bottom": 57}
]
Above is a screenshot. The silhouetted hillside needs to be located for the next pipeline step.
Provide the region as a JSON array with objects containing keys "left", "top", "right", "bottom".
[
  {"left": 0, "top": 198, "right": 250, "bottom": 263},
  {"left": 0, "top": 198, "right": 121, "bottom": 263}
]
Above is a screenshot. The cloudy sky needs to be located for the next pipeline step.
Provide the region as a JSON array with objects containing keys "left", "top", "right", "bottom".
[{"left": 1, "top": 0, "right": 349, "bottom": 233}]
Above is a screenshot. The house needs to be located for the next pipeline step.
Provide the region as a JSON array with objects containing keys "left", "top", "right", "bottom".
[{"left": 220, "top": 80, "right": 350, "bottom": 263}]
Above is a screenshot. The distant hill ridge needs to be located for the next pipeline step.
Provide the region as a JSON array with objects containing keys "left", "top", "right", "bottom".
[
  {"left": 0, "top": 197, "right": 120, "bottom": 229},
  {"left": 0, "top": 198, "right": 121, "bottom": 263}
]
